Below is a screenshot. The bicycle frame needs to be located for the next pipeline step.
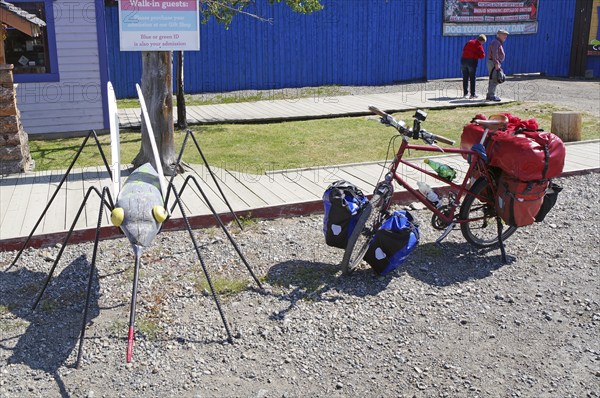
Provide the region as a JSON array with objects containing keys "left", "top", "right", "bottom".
[{"left": 388, "top": 136, "right": 498, "bottom": 226}]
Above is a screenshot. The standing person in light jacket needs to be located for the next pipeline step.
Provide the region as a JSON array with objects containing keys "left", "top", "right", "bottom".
[
  {"left": 461, "top": 34, "right": 487, "bottom": 99},
  {"left": 486, "top": 29, "right": 509, "bottom": 101}
]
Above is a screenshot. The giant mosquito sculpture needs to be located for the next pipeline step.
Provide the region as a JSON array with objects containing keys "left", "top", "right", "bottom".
[{"left": 6, "top": 82, "right": 263, "bottom": 367}]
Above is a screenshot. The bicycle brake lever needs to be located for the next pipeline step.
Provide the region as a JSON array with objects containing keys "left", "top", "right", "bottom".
[
  {"left": 380, "top": 117, "right": 393, "bottom": 126},
  {"left": 430, "top": 143, "right": 445, "bottom": 152}
]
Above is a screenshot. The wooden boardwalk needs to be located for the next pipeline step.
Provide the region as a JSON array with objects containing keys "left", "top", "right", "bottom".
[
  {"left": 0, "top": 140, "right": 598, "bottom": 250},
  {"left": 118, "top": 91, "right": 513, "bottom": 128}
]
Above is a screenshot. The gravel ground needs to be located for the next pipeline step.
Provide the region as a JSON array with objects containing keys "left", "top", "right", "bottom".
[
  {"left": 1, "top": 172, "right": 599, "bottom": 398},
  {"left": 189, "top": 77, "right": 600, "bottom": 117}
]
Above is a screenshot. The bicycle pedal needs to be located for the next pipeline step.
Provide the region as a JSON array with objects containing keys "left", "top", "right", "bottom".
[{"left": 435, "top": 222, "right": 456, "bottom": 244}]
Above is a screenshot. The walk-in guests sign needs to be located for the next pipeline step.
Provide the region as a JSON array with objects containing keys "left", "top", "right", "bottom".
[{"left": 118, "top": 0, "right": 200, "bottom": 51}]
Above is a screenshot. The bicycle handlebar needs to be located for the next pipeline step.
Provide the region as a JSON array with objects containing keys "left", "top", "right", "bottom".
[
  {"left": 368, "top": 105, "right": 456, "bottom": 146},
  {"left": 368, "top": 105, "right": 388, "bottom": 118}
]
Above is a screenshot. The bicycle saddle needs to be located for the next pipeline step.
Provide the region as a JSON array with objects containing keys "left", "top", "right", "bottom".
[{"left": 473, "top": 114, "right": 508, "bottom": 128}]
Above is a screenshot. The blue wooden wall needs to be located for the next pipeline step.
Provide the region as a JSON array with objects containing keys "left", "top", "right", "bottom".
[{"left": 106, "top": 0, "right": 578, "bottom": 99}]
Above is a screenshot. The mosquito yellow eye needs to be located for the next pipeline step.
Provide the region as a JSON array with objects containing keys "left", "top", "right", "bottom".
[
  {"left": 111, "top": 208, "right": 124, "bottom": 227},
  {"left": 152, "top": 206, "right": 168, "bottom": 223}
]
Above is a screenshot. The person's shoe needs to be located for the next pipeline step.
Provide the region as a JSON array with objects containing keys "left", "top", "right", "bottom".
[
  {"left": 486, "top": 95, "right": 501, "bottom": 101},
  {"left": 463, "top": 94, "right": 469, "bottom": 99},
  {"left": 470, "top": 95, "right": 479, "bottom": 99}
]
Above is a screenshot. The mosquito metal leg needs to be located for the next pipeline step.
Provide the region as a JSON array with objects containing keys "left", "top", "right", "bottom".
[
  {"left": 182, "top": 177, "right": 263, "bottom": 289},
  {"left": 171, "top": 188, "right": 234, "bottom": 343},
  {"left": 76, "top": 187, "right": 109, "bottom": 368},
  {"left": 497, "top": 217, "right": 507, "bottom": 264},
  {"left": 6, "top": 131, "right": 110, "bottom": 271},
  {"left": 126, "top": 245, "right": 143, "bottom": 363},
  {"left": 32, "top": 186, "right": 111, "bottom": 311},
  {"left": 188, "top": 131, "right": 243, "bottom": 230}
]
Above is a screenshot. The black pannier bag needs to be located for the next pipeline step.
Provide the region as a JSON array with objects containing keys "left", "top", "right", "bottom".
[
  {"left": 535, "top": 182, "right": 563, "bottom": 222},
  {"left": 323, "top": 181, "right": 368, "bottom": 249},
  {"left": 363, "top": 210, "right": 420, "bottom": 275}
]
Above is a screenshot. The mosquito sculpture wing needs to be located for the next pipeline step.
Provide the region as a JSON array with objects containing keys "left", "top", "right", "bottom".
[
  {"left": 135, "top": 83, "right": 168, "bottom": 200},
  {"left": 107, "top": 81, "right": 121, "bottom": 199}
]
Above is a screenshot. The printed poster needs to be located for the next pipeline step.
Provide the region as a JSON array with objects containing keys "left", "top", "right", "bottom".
[
  {"left": 119, "top": 0, "right": 200, "bottom": 51},
  {"left": 443, "top": 0, "right": 539, "bottom": 36}
]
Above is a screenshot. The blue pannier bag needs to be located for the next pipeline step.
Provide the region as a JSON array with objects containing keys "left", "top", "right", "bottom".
[
  {"left": 323, "top": 181, "right": 368, "bottom": 249},
  {"left": 364, "top": 210, "right": 419, "bottom": 275}
]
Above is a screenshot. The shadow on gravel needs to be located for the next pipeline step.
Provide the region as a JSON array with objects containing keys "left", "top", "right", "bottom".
[
  {"left": 266, "top": 260, "right": 391, "bottom": 319},
  {"left": 0, "top": 255, "right": 100, "bottom": 398},
  {"left": 402, "top": 242, "right": 514, "bottom": 287}
]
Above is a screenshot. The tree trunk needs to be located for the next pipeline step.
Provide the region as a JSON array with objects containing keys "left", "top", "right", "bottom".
[
  {"left": 133, "top": 51, "right": 180, "bottom": 175},
  {"left": 176, "top": 51, "right": 187, "bottom": 130}
]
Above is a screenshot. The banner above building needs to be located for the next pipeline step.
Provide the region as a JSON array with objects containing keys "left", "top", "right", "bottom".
[
  {"left": 118, "top": 0, "right": 200, "bottom": 51},
  {"left": 443, "top": 0, "right": 539, "bottom": 36}
]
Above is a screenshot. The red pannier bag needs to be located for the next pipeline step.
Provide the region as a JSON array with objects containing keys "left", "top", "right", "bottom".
[
  {"left": 487, "top": 129, "right": 565, "bottom": 181},
  {"left": 495, "top": 174, "right": 548, "bottom": 227},
  {"left": 460, "top": 123, "right": 485, "bottom": 160},
  {"left": 459, "top": 114, "right": 489, "bottom": 160},
  {"left": 460, "top": 113, "right": 542, "bottom": 163}
]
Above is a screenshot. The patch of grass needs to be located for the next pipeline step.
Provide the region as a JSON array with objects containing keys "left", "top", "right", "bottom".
[
  {"left": 40, "top": 299, "right": 59, "bottom": 312},
  {"left": 123, "top": 266, "right": 146, "bottom": 284},
  {"left": 137, "top": 318, "right": 160, "bottom": 341},
  {"left": 238, "top": 214, "right": 258, "bottom": 229},
  {"left": 195, "top": 276, "right": 250, "bottom": 297},
  {"left": 108, "top": 319, "right": 127, "bottom": 338},
  {"left": 29, "top": 102, "right": 599, "bottom": 172},
  {"left": 116, "top": 85, "right": 350, "bottom": 109}
]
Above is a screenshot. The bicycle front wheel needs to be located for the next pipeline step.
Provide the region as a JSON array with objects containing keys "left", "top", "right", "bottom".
[
  {"left": 340, "top": 195, "right": 381, "bottom": 275},
  {"left": 459, "top": 177, "right": 517, "bottom": 248}
]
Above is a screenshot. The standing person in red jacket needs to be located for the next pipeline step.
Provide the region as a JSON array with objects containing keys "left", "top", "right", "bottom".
[{"left": 461, "top": 34, "right": 487, "bottom": 99}]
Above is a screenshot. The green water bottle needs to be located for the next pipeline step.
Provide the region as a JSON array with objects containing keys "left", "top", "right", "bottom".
[{"left": 424, "top": 159, "right": 457, "bottom": 181}]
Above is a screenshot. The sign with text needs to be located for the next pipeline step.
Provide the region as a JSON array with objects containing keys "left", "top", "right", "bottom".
[
  {"left": 443, "top": 0, "right": 539, "bottom": 36},
  {"left": 119, "top": 0, "right": 200, "bottom": 51}
]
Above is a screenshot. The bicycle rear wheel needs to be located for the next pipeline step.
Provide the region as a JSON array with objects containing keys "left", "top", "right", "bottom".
[
  {"left": 459, "top": 177, "right": 517, "bottom": 248},
  {"left": 340, "top": 195, "right": 381, "bottom": 275}
]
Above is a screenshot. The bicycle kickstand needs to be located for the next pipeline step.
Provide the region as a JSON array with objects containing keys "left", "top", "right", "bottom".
[
  {"left": 435, "top": 222, "right": 456, "bottom": 245},
  {"left": 496, "top": 217, "right": 508, "bottom": 264}
]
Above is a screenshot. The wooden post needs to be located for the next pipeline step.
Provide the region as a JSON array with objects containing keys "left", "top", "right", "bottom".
[
  {"left": 133, "top": 51, "right": 178, "bottom": 175},
  {"left": 551, "top": 112, "right": 582, "bottom": 142},
  {"left": 176, "top": 50, "right": 187, "bottom": 129}
]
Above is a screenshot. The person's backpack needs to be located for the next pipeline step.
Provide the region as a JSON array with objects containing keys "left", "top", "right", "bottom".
[
  {"left": 495, "top": 174, "right": 548, "bottom": 227},
  {"left": 322, "top": 181, "right": 368, "bottom": 249},
  {"left": 363, "top": 210, "right": 419, "bottom": 275}
]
